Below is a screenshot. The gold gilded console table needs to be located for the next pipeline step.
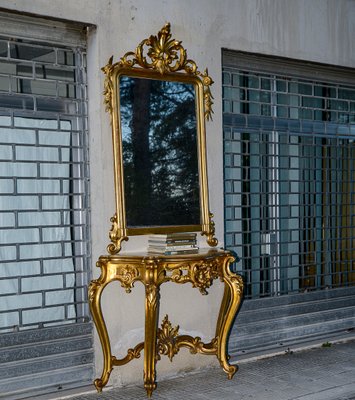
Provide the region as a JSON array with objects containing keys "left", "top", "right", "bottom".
[{"left": 88, "top": 249, "right": 243, "bottom": 397}]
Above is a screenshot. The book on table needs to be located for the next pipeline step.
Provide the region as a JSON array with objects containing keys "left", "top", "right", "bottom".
[
  {"left": 147, "top": 248, "right": 199, "bottom": 255},
  {"left": 148, "top": 232, "right": 197, "bottom": 241},
  {"left": 148, "top": 233, "right": 199, "bottom": 254}
]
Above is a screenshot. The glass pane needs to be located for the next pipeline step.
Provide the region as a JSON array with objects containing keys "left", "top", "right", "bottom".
[
  {"left": 0, "top": 40, "right": 8, "bottom": 58},
  {"left": 12, "top": 77, "right": 56, "bottom": 96},
  {"left": 57, "top": 49, "right": 75, "bottom": 66},
  {"left": 10, "top": 43, "right": 56, "bottom": 63},
  {"left": 36, "top": 65, "right": 75, "bottom": 82}
]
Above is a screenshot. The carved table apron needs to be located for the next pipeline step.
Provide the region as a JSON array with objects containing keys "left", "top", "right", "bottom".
[{"left": 88, "top": 249, "right": 243, "bottom": 397}]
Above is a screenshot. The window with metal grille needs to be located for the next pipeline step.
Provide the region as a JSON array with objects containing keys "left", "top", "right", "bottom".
[
  {"left": 223, "top": 52, "right": 355, "bottom": 299},
  {"left": 0, "top": 35, "right": 90, "bottom": 332}
]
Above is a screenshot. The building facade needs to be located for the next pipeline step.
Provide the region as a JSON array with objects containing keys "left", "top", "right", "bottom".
[{"left": 0, "top": 1, "right": 354, "bottom": 398}]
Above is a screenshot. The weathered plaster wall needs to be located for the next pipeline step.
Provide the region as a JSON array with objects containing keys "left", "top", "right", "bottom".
[{"left": 1, "top": 0, "right": 353, "bottom": 387}]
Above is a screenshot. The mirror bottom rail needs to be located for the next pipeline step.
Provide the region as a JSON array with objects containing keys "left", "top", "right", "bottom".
[{"left": 89, "top": 250, "right": 244, "bottom": 397}]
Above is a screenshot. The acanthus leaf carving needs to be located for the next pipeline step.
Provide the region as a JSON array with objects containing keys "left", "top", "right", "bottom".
[
  {"left": 191, "top": 260, "right": 219, "bottom": 295},
  {"left": 103, "top": 23, "right": 214, "bottom": 119},
  {"left": 156, "top": 315, "right": 180, "bottom": 361},
  {"left": 101, "top": 56, "right": 114, "bottom": 115},
  {"left": 116, "top": 265, "right": 139, "bottom": 293},
  {"left": 167, "top": 259, "right": 219, "bottom": 294}
]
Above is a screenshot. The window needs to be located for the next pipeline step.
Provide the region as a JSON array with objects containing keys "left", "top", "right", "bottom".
[
  {"left": 223, "top": 52, "right": 355, "bottom": 299},
  {"left": 0, "top": 35, "right": 90, "bottom": 331}
]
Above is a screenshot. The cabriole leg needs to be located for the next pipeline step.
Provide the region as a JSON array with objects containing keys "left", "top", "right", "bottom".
[
  {"left": 216, "top": 257, "right": 243, "bottom": 379},
  {"left": 88, "top": 266, "right": 113, "bottom": 392},
  {"left": 144, "top": 283, "right": 160, "bottom": 397}
]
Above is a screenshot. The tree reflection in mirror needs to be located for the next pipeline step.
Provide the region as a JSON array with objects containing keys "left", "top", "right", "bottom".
[{"left": 119, "top": 76, "right": 200, "bottom": 228}]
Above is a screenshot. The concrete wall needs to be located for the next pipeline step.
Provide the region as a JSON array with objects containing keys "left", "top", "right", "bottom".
[{"left": 1, "top": 0, "right": 354, "bottom": 387}]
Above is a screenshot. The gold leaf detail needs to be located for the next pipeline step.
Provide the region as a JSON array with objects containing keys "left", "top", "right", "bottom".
[
  {"left": 146, "top": 284, "right": 159, "bottom": 307},
  {"left": 230, "top": 274, "right": 244, "bottom": 295},
  {"left": 101, "top": 56, "right": 114, "bottom": 114},
  {"left": 103, "top": 23, "right": 213, "bottom": 118},
  {"left": 200, "top": 69, "right": 214, "bottom": 120},
  {"left": 88, "top": 279, "right": 100, "bottom": 304},
  {"left": 202, "top": 211, "right": 218, "bottom": 247},
  {"left": 107, "top": 213, "right": 128, "bottom": 254},
  {"left": 157, "top": 315, "right": 180, "bottom": 361},
  {"left": 116, "top": 265, "right": 139, "bottom": 293},
  {"left": 192, "top": 260, "right": 219, "bottom": 294}
]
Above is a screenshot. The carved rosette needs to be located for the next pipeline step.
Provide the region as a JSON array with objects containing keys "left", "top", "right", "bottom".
[
  {"left": 101, "top": 23, "right": 214, "bottom": 120},
  {"left": 191, "top": 260, "right": 220, "bottom": 294},
  {"left": 116, "top": 265, "right": 139, "bottom": 293}
]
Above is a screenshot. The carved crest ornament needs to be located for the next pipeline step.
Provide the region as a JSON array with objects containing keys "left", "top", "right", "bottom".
[{"left": 102, "top": 22, "right": 214, "bottom": 120}]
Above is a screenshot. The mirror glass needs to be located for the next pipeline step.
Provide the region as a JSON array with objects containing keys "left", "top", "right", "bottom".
[{"left": 119, "top": 75, "right": 200, "bottom": 228}]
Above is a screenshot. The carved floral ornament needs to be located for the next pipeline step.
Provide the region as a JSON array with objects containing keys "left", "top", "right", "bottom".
[{"left": 102, "top": 22, "right": 214, "bottom": 120}]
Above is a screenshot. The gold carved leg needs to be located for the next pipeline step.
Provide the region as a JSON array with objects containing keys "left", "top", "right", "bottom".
[
  {"left": 215, "top": 283, "right": 231, "bottom": 340},
  {"left": 144, "top": 283, "right": 160, "bottom": 397},
  {"left": 88, "top": 264, "right": 113, "bottom": 392},
  {"left": 216, "top": 257, "right": 243, "bottom": 379}
]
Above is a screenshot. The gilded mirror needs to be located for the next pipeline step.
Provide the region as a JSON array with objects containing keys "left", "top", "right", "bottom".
[{"left": 102, "top": 23, "right": 218, "bottom": 253}]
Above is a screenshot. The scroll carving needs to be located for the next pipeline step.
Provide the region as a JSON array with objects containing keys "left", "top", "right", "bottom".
[
  {"left": 156, "top": 315, "right": 218, "bottom": 362},
  {"left": 107, "top": 213, "right": 128, "bottom": 255},
  {"left": 116, "top": 265, "right": 139, "bottom": 293},
  {"left": 169, "top": 259, "right": 220, "bottom": 294},
  {"left": 102, "top": 23, "right": 214, "bottom": 120},
  {"left": 112, "top": 342, "right": 144, "bottom": 366},
  {"left": 202, "top": 211, "right": 218, "bottom": 247}
]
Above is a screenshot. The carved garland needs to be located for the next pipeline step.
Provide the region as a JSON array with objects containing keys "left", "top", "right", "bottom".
[
  {"left": 102, "top": 22, "right": 214, "bottom": 120},
  {"left": 169, "top": 259, "right": 220, "bottom": 295}
]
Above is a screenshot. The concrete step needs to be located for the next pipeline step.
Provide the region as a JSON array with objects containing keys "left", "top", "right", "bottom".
[
  {"left": 236, "top": 294, "right": 355, "bottom": 324},
  {"left": 0, "top": 322, "right": 92, "bottom": 348},
  {"left": 0, "top": 334, "right": 93, "bottom": 363},
  {"left": 229, "top": 287, "right": 355, "bottom": 357},
  {"left": 235, "top": 305, "right": 355, "bottom": 335},
  {"left": 237, "top": 286, "right": 355, "bottom": 313},
  {"left": 0, "top": 349, "right": 93, "bottom": 380},
  {"left": 0, "top": 323, "right": 94, "bottom": 399},
  {"left": 0, "top": 364, "right": 93, "bottom": 399}
]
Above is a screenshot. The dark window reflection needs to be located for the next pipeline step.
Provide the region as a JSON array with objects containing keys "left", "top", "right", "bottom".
[{"left": 120, "top": 76, "right": 200, "bottom": 227}]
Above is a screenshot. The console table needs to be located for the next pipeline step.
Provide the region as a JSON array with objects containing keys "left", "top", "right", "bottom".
[{"left": 88, "top": 249, "right": 244, "bottom": 397}]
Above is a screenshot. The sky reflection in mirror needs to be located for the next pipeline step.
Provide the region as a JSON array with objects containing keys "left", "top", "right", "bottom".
[{"left": 119, "top": 76, "right": 200, "bottom": 228}]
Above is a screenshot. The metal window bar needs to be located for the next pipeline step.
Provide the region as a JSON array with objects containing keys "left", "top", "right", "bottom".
[
  {"left": 0, "top": 36, "right": 90, "bottom": 332},
  {"left": 223, "top": 66, "right": 355, "bottom": 299}
]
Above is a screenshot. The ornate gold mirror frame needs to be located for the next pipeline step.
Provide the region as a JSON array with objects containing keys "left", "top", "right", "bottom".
[{"left": 102, "top": 23, "right": 217, "bottom": 253}]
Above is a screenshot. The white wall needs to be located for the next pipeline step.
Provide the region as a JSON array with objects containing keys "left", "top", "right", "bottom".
[{"left": 1, "top": 0, "right": 354, "bottom": 387}]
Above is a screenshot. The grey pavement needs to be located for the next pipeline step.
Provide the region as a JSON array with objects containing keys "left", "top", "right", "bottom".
[{"left": 61, "top": 339, "right": 355, "bottom": 400}]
